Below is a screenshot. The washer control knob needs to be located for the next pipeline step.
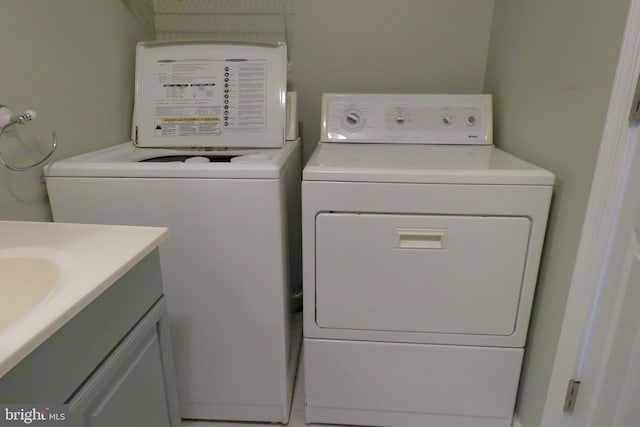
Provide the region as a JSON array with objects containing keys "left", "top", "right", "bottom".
[
  {"left": 442, "top": 115, "right": 453, "bottom": 126},
  {"left": 465, "top": 115, "right": 477, "bottom": 126}
]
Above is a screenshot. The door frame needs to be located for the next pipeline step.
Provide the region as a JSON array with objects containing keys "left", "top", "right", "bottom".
[{"left": 538, "top": 0, "right": 640, "bottom": 426}]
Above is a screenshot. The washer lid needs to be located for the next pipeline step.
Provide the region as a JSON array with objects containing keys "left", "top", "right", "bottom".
[
  {"left": 303, "top": 143, "right": 555, "bottom": 185},
  {"left": 133, "top": 41, "right": 287, "bottom": 149},
  {"left": 45, "top": 141, "right": 298, "bottom": 179}
]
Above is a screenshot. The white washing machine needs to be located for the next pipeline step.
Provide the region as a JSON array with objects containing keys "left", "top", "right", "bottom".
[
  {"left": 302, "top": 94, "right": 555, "bottom": 427},
  {"left": 45, "top": 42, "right": 302, "bottom": 423}
]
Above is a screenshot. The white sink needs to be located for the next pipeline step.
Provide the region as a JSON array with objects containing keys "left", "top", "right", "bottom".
[
  {"left": 0, "top": 247, "right": 71, "bottom": 332},
  {"left": 0, "top": 221, "right": 167, "bottom": 378}
]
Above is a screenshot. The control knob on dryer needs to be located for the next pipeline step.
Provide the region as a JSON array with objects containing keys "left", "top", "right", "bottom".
[{"left": 342, "top": 108, "right": 365, "bottom": 132}]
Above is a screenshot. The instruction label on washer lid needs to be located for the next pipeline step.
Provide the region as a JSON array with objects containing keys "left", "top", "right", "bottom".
[
  {"left": 151, "top": 57, "right": 268, "bottom": 137},
  {"left": 134, "top": 42, "right": 287, "bottom": 148}
]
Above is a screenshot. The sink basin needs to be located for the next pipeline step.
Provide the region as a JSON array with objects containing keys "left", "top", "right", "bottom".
[{"left": 0, "top": 248, "right": 69, "bottom": 332}]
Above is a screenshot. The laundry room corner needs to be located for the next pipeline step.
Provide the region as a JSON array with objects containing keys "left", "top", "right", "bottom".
[
  {"left": 484, "top": 1, "right": 633, "bottom": 426},
  {"left": 0, "top": 0, "right": 150, "bottom": 222}
]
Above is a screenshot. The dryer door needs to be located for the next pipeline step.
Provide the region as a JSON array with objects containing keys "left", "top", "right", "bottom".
[{"left": 315, "top": 213, "right": 530, "bottom": 336}]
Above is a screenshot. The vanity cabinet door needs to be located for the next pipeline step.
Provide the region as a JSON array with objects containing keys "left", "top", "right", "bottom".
[{"left": 68, "top": 298, "right": 180, "bottom": 427}]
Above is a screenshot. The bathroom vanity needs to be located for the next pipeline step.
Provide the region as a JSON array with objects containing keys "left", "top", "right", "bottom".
[{"left": 0, "top": 221, "right": 180, "bottom": 426}]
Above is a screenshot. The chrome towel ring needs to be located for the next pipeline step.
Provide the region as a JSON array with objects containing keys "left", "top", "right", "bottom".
[{"left": 0, "top": 105, "right": 57, "bottom": 171}]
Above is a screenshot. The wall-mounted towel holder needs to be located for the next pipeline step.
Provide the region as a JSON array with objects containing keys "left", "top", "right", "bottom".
[{"left": 0, "top": 105, "right": 57, "bottom": 171}]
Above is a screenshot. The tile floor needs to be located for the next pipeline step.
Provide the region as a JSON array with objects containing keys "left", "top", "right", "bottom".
[{"left": 180, "top": 346, "right": 349, "bottom": 427}]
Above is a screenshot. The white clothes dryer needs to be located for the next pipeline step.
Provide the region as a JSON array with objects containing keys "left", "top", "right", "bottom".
[
  {"left": 302, "top": 94, "right": 555, "bottom": 427},
  {"left": 45, "top": 42, "right": 302, "bottom": 423}
]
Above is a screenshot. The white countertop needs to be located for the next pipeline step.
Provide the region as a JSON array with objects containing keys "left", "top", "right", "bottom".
[{"left": 0, "top": 221, "right": 168, "bottom": 378}]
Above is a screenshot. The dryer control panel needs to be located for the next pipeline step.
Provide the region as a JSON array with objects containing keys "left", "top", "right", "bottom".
[{"left": 321, "top": 93, "right": 492, "bottom": 145}]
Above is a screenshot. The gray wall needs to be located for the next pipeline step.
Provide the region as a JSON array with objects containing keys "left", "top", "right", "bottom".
[
  {"left": 483, "top": 1, "right": 630, "bottom": 425},
  {"left": 289, "top": 0, "right": 495, "bottom": 159},
  {"left": 0, "top": 0, "right": 150, "bottom": 221}
]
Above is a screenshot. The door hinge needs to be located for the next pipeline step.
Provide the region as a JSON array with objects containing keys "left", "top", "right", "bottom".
[
  {"left": 564, "top": 379, "right": 581, "bottom": 412},
  {"left": 629, "top": 73, "right": 640, "bottom": 123}
]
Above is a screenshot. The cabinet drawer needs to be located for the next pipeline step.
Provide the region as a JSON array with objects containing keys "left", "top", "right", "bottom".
[{"left": 68, "top": 299, "right": 175, "bottom": 427}]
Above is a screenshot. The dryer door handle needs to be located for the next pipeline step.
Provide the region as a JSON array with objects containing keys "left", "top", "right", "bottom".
[{"left": 395, "top": 228, "right": 447, "bottom": 250}]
